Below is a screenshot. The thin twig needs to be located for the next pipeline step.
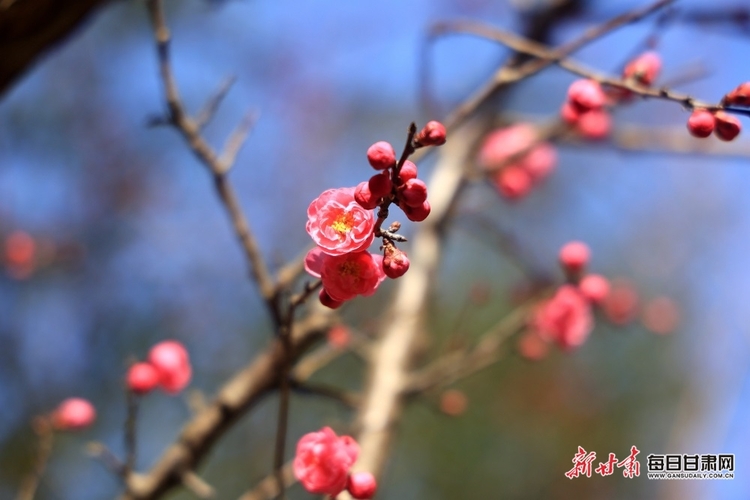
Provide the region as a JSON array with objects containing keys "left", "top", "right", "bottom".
[
  {"left": 145, "top": 0, "right": 277, "bottom": 306},
  {"left": 196, "top": 75, "right": 237, "bottom": 130},
  {"left": 123, "top": 390, "right": 139, "bottom": 478},
  {"left": 16, "top": 418, "right": 54, "bottom": 500}
]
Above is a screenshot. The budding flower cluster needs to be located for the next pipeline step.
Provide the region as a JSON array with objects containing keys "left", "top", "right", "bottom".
[
  {"left": 561, "top": 79, "right": 612, "bottom": 140},
  {"left": 305, "top": 122, "right": 447, "bottom": 308},
  {"left": 687, "top": 109, "right": 741, "bottom": 141},
  {"left": 126, "top": 340, "right": 192, "bottom": 395},
  {"left": 478, "top": 123, "right": 557, "bottom": 201}
]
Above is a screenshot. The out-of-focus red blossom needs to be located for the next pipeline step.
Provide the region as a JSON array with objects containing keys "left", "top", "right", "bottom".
[
  {"left": 304, "top": 247, "right": 386, "bottom": 302},
  {"left": 478, "top": 124, "right": 557, "bottom": 187},
  {"left": 517, "top": 330, "right": 550, "bottom": 361},
  {"left": 5, "top": 230, "right": 36, "bottom": 279},
  {"left": 293, "top": 427, "right": 359, "bottom": 496},
  {"left": 415, "top": 120, "right": 447, "bottom": 146},
  {"left": 496, "top": 166, "right": 532, "bottom": 200},
  {"left": 307, "top": 187, "right": 375, "bottom": 256},
  {"left": 714, "top": 111, "right": 741, "bottom": 141},
  {"left": 560, "top": 101, "right": 580, "bottom": 124},
  {"left": 366, "top": 141, "right": 396, "bottom": 170},
  {"left": 327, "top": 325, "right": 351, "bottom": 349},
  {"left": 532, "top": 285, "right": 593, "bottom": 350},
  {"left": 347, "top": 471, "right": 378, "bottom": 499},
  {"left": 148, "top": 341, "right": 192, "bottom": 394},
  {"left": 52, "top": 398, "right": 96, "bottom": 431},
  {"left": 439, "top": 389, "right": 468, "bottom": 417},
  {"left": 687, "top": 110, "right": 715, "bottom": 138},
  {"left": 382, "top": 246, "right": 409, "bottom": 279},
  {"left": 577, "top": 109, "right": 611, "bottom": 140},
  {"left": 127, "top": 362, "right": 160, "bottom": 394},
  {"left": 579, "top": 274, "right": 610, "bottom": 304},
  {"left": 602, "top": 280, "right": 640, "bottom": 325},
  {"left": 558, "top": 241, "right": 590, "bottom": 275},
  {"left": 567, "top": 79, "right": 606, "bottom": 112},
  {"left": 723, "top": 82, "right": 750, "bottom": 107},
  {"left": 623, "top": 51, "right": 661, "bottom": 86},
  {"left": 641, "top": 296, "right": 680, "bottom": 335}
]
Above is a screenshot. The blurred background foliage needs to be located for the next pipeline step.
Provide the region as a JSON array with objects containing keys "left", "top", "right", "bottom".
[{"left": 1, "top": 0, "right": 749, "bottom": 498}]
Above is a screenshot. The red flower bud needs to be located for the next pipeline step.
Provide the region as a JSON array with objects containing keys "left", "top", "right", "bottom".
[
  {"left": 559, "top": 241, "right": 590, "bottom": 275},
  {"left": 401, "top": 200, "right": 431, "bottom": 222},
  {"left": 623, "top": 51, "right": 661, "bottom": 86},
  {"left": 366, "top": 141, "right": 396, "bottom": 170},
  {"left": 319, "top": 289, "right": 345, "bottom": 309},
  {"left": 400, "top": 178, "right": 428, "bottom": 207},
  {"left": 347, "top": 472, "right": 378, "bottom": 499},
  {"left": 398, "top": 160, "right": 418, "bottom": 183},
  {"left": 354, "top": 181, "right": 380, "bottom": 209},
  {"left": 723, "top": 82, "right": 750, "bottom": 107},
  {"left": 415, "top": 120, "right": 447, "bottom": 146},
  {"left": 567, "top": 79, "right": 606, "bottom": 112},
  {"left": 714, "top": 111, "right": 741, "bottom": 141},
  {"left": 383, "top": 247, "right": 409, "bottom": 279},
  {"left": 687, "top": 109, "right": 715, "bottom": 138},
  {"left": 495, "top": 166, "right": 532, "bottom": 200},
  {"left": 577, "top": 109, "right": 611, "bottom": 140},
  {"left": 368, "top": 172, "right": 392, "bottom": 199},
  {"left": 127, "top": 362, "right": 160, "bottom": 394},
  {"left": 52, "top": 398, "right": 96, "bottom": 431},
  {"left": 579, "top": 274, "right": 610, "bottom": 304}
]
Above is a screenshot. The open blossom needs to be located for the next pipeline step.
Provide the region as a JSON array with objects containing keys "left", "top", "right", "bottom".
[
  {"left": 307, "top": 187, "right": 375, "bottom": 256},
  {"left": 305, "top": 247, "right": 386, "bottom": 302},
  {"left": 532, "top": 285, "right": 593, "bottom": 350},
  {"left": 294, "top": 427, "right": 359, "bottom": 496}
]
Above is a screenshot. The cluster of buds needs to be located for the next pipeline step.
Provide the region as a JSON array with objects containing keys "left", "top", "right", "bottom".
[
  {"left": 126, "top": 340, "right": 192, "bottom": 395},
  {"left": 519, "top": 241, "right": 680, "bottom": 360},
  {"left": 685, "top": 83, "right": 750, "bottom": 142},
  {"left": 305, "top": 122, "right": 446, "bottom": 308},
  {"left": 294, "top": 427, "right": 377, "bottom": 499},
  {"left": 561, "top": 79, "right": 612, "bottom": 140},
  {"left": 477, "top": 123, "right": 557, "bottom": 200}
]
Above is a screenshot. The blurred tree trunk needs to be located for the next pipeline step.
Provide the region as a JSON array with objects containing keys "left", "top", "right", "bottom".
[{"left": 0, "top": 0, "right": 111, "bottom": 96}]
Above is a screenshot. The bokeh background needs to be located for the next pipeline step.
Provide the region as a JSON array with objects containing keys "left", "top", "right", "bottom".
[{"left": 1, "top": 0, "right": 749, "bottom": 498}]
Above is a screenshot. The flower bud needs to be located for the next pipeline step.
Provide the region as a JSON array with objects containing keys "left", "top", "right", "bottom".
[
  {"left": 148, "top": 340, "right": 192, "bottom": 395},
  {"left": 319, "top": 289, "right": 344, "bottom": 309},
  {"left": 496, "top": 166, "right": 531, "bottom": 200},
  {"left": 398, "top": 161, "right": 418, "bottom": 182},
  {"left": 366, "top": 141, "right": 396, "bottom": 170},
  {"left": 52, "top": 398, "right": 96, "bottom": 431},
  {"left": 560, "top": 101, "right": 580, "bottom": 124},
  {"left": 383, "top": 247, "right": 409, "bottom": 279},
  {"left": 415, "top": 120, "right": 447, "bottom": 146},
  {"left": 127, "top": 362, "right": 160, "bottom": 394},
  {"left": 354, "top": 181, "right": 379, "bottom": 210},
  {"left": 368, "top": 172, "right": 392, "bottom": 199},
  {"left": 723, "top": 82, "right": 750, "bottom": 107},
  {"left": 577, "top": 109, "right": 611, "bottom": 140},
  {"left": 687, "top": 109, "right": 715, "bottom": 138},
  {"left": 623, "top": 51, "right": 661, "bottom": 86},
  {"left": 579, "top": 274, "right": 610, "bottom": 304},
  {"left": 400, "top": 178, "right": 428, "bottom": 207},
  {"left": 559, "top": 241, "right": 590, "bottom": 275},
  {"left": 714, "top": 111, "right": 741, "bottom": 141},
  {"left": 347, "top": 472, "right": 378, "bottom": 499},
  {"left": 567, "top": 79, "right": 606, "bottom": 112},
  {"left": 401, "top": 200, "right": 431, "bottom": 222}
]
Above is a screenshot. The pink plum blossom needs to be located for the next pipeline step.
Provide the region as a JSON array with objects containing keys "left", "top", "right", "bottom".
[
  {"left": 305, "top": 247, "right": 386, "bottom": 302},
  {"left": 293, "top": 427, "right": 359, "bottom": 496},
  {"left": 532, "top": 285, "right": 593, "bottom": 350},
  {"left": 307, "top": 187, "right": 375, "bottom": 256}
]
